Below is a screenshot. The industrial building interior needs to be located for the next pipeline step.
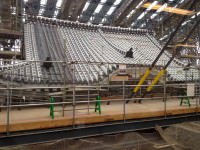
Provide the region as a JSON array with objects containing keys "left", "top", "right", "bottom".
[{"left": 0, "top": 0, "right": 200, "bottom": 149}]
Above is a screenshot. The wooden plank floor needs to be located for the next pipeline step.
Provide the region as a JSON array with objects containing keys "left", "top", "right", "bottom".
[{"left": 0, "top": 99, "right": 199, "bottom": 133}]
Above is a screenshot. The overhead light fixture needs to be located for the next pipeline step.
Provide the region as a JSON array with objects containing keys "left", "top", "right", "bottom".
[{"left": 143, "top": 2, "right": 195, "bottom": 15}]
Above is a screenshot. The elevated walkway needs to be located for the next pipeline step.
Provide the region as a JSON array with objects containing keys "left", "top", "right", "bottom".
[
  {"left": 0, "top": 99, "right": 199, "bottom": 133},
  {"left": 0, "top": 98, "right": 200, "bottom": 147}
]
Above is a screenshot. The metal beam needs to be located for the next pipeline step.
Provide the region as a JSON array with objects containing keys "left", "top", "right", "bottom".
[
  {"left": 133, "top": 0, "right": 196, "bottom": 94},
  {"left": 0, "top": 113, "right": 200, "bottom": 147},
  {"left": 60, "top": 0, "right": 73, "bottom": 19},
  {"left": 112, "top": 0, "right": 133, "bottom": 25},
  {"left": 71, "top": 0, "right": 88, "bottom": 21},
  {"left": 145, "top": 16, "right": 200, "bottom": 93}
]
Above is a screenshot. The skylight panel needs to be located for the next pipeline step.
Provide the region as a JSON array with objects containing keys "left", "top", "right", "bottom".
[
  {"left": 157, "top": 3, "right": 167, "bottom": 13},
  {"left": 101, "top": 17, "right": 106, "bottom": 23},
  {"left": 150, "top": 13, "right": 157, "bottom": 19},
  {"left": 126, "top": 10, "right": 136, "bottom": 18},
  {"left": 140, "top": 23, "right": 145, "bottom": 28},
  {"left": 38, "top": 0, "right": 47, "bottom": 16},
  {"left": 99, "top": 0, "right": 121, "bottom": 24},
  {"left": 83, "top": 2, "right": 90, "bottom": 12},
  {"left": 38, "top": 8, "right": 45, "bottom": 16},
  {"left": 114, "top": 0, "right": 122, "bottom": 6},
  {"left": 93, "top": 0, "right": 107, "bottom": 14},
  {"left": 106, "top": 6, "right": 116, "bottom": 15},
  {"left": 136, "top": 0, "right": 146, "bottom": 9},
  {"left": 150, "top": 3, "right": 168, "bottom": 19},
  {"left": 53, "top": 10, "right": 59, "bottom": 18},
  {"left": 131, "top": 22, "right": 136, "bottom": 27},
  {"left": 56, "top": 0, "right": 63, "bottom": 8},
  {"left": 40, "top": 0, "right": 47, "bottom": 6},
  {"left": 24, "top": 0, "right": 28, "bottom": 3},
  {"left": 126, "top": 0, "right": 146, "bottom": 19},
  {"left": 101, "top": 0, "right": 107, "bottom": 3},
  {"left": 191, "top": 11, "right": 200, "bottom": 19},
  {"left": 146, "top": 1, "right": 158, "bottom": 11},
  {"left": 159, "top": 35, "right": 168, "bottom": 41},
  {"left": 137, "top": 12, "right": 145, "bottom": 20},
  {"left": 94, "top": 4, "right": 103, "bottom": 14}
]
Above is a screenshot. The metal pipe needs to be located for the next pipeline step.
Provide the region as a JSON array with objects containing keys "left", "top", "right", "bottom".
[
  {"left": 0, "top": 84, "right": 164, "bottom": 90},
  {"left": 1, "top": 96, "right": 192, "bottom": 109},
  {"left": 72, "top": 64, "right": 75, "bottom": 128},
  {"left": 123, "top": 81, "right": 126, "bottom": 123},
  {"left": 164, "top": 70, "right": 167, "bottom": 118},
  {"left": 62, "top": 62, "right": 66, "bottom": 116},
  {"left": 133, "top": 0, "right": 197, "bottom": 93}
]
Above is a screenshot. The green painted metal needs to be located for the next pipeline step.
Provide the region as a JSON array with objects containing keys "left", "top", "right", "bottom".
[
  {"left": 95, "top": 95, "right": 101, "bottom": 114},
  {"left": 180, "top": 91, "right": 191, "bottom": 107},
  {"left": 50, "top": 97, "right": 55, "bottom": 119}
]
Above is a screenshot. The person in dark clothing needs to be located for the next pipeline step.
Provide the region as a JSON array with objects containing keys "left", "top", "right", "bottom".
[
  {"left": 125, "top": 48, "right": 133, "bottom": 58},
  {"left": 42, "top": 56, "right": 52, "bottom": 70}
]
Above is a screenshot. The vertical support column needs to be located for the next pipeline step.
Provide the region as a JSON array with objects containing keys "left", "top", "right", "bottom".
[
  {"left": 15, "top": 0, "right": 18, "bottom": 31},
  {"left": 62, "top": 62, "right": 66, "bottom": 117},
  {"left": 72, "top": 63, "right": 75, "bottom": 128},
  {"left": 163, "top": 61, "right": 167, "bottom": 118},
  {"left": 198, "top": 66, "right": 200, "bottom": 112},
  {"left": 7, "top": 59, "right": 14, "bottom": 135},
  {"left": 87, "top": 62, "right": 90, "bottom": 114},
  {"left": 107, "top": 63, "right": 110, "bottom": 105},
  {"left": 123, "top": 80, "right": 126, "bottom": 122},
  {"left": 98, "top": 64, "right": 100, "bottom": 85},
  {"left": 50, "top": 97, "right": 55, "bottom": 119},
  {"left": 95, "top": 95, "right": 101, "bottom": 114},
  {"left": 6, "top": 79, "right": 10, "bottom": 136}
]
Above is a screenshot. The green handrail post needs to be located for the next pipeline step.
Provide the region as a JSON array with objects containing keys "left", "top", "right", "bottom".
[
  {"left": 50, "top": 97, "right": 55, "bottom": 119},
  {"left": 180, "top": 91, "right": 191, "bottom": 107},
  {"left": 95, "top": 95, "right": 101, "bottom": 114}
]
